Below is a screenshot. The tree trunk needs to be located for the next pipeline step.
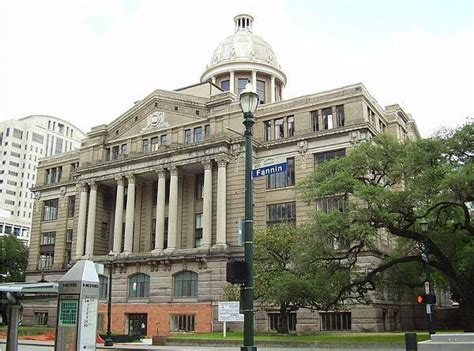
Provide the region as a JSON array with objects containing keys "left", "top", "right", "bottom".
[
  {"left": 460, "top": 299, "right": 474, "bottom": 332},
  {"left": 277, "top": 304, "right": 289, "bottom": 334}
]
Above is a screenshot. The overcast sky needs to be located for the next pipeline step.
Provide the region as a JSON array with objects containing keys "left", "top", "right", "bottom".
[{"left": 1, "top": 0, "right": 472, "bottom": 137}]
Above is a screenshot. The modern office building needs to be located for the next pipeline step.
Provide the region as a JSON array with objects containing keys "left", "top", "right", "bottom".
[
  {"left": 0, "top": 115, "right": 85, "bottom": 245},
  {"left": 24, "top": 14, "right": 427, "bottom": 335}
]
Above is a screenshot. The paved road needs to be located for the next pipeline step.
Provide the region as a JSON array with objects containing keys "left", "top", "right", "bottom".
[{"left": 0, "top": 343, "right": 403, "bottom": 351}]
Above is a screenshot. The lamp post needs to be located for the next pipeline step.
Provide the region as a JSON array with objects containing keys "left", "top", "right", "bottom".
[
  {"left": 239, "top": 83, "right": 258, "bottom": 351},
  {"left": 420, "top": 218, "right": 435, "bottom": 335},
  {"left": 104, "top": 251, "right": 115, "bottom": 346}
]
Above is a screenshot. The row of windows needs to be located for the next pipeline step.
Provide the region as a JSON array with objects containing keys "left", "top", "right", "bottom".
[
  {"left": 37, "top": 229, "right": 73, "bottom": 270},
  {"left": 264, "top": 115, "right": 294, "bottom": 141},
  {"left": 98, "top": 271, "right": 198, "bottom": 299},
  {"left": 143, "top": 135, "right": 167, "bottom": 152},
  {"left": 184, "top": 124, "right": 210, "bottom": 144},
  {"left": 267, "top": 311, "right": 351, "bottom": 332},
  {"left": 0, "top": 223, "right": 28, "bottom": 237},
  {"left": 105, "top": 144, "right": 128, "bottom": 161},
  {"left": 45, "top": 166, "right": 62, "bottom": 185}
]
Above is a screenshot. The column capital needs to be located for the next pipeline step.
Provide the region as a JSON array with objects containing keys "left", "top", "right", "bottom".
[
  {"left": 115, "top": 176, "right": 125, "bottom": 186},
  {"left": 126, "top": 174, "right": 136, "bottom": 184},
  {"left": 202, "top": 159, "right": 213, "bottom": 171},
  {"left": 168, "top": 165, "right": 179, "bottom": 177},
  {"left": 155, "top": 168, "right": 167, "bottom": 178},
  {"left": 88, "top": 181, "right": 98, "bottom": 190},
  {"left": 76, "top": 183, "right": 88, "bottom": 192},
  {"left": 216, "top": 156, "right": 229, "bottom": 168}
]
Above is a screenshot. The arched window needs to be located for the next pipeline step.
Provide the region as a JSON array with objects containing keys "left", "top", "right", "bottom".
[
  {"left": 128, "top": 273, "right": 150, "bottom": 299},
  {"left": 174, "top": 271, "right": 198, "bottom": 298},
  {"left": 99, "top": 275, "right": 108, "bottom": 299}
]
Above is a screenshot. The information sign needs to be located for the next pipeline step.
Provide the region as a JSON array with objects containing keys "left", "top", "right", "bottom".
[
  {"left": 218, "top": 301, "right": 244, "bottom": 322},
  {"left": 252, "top": 156, "right": 287, "bottom": 178}
]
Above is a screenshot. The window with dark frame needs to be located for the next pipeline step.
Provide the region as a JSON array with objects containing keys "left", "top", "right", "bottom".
[
  {"left": 268, "top": 312, "right": 297, "bottom": 332},
  {"left": 195, "top": 174, "right": 204, "bottom": 199},
  {"left": 237, "top": 78, "right": 250, "bottom": 96},
  {"left": 43, "top": 199, "right": 59, "bottom": 221},
  {"left": 143, "top": 139, "right": 149, "bottom": 153},
  {"left": 257, "top": 80, "right": 265, "bottom": 104},
  {"left": 128, "top": 273, "right": 150, "bottom": 299},
  {"left": 67, "top": 195, "right": 75, "bottom": 217},
  {"left": 322, "top": 107, "right": 333, "bottom": 130},
  {"left": 194, "top": 213, "right": 203, "bottom": 247},
  {"left": 264, "top": 120, "right": 272, "bottom": 141},
  {"left": 99, "top": 275, "right": 108, "bottom": 299},
  {"left": 160, "top": 134, "right": 167, "bottom": 145},
  {"left": 266, "top": 202, "right": 296, "bottom": 226},
  {"left": 220, "top": 80, "right": 230, "bottom": 91},
  {"left": 311, "top": 110, "right": 319, "bottom": 131},
  {"left": 320, "top": 311, "right": 351, "bottom": 331},
  {"left": 184, "top": 129, "right": 192, "bottom": 144},
  {"left": 274, "top": 118, "right": 284, "bottom": 139},
  {"left": 151, "top": 137, "right": 159, "bottom": 151},
  {"left": 267, "top": 157, "right": 295, "bottom": 189},
  {"left": 170, "top": 314, "right": 195, "bottom": 332},
  {"left": 193, "top": 127, "right": 203, "bottom": 143},
  {"left": 314, "top": 149, "right": 346, "bottom": 167},
  {"left": 336, "top": 105, "right": 345, "bottom": 127},
  {"left": 174, "top": 271, "right": 198, "bottom": 298},
  {"left": 287, "top": 115, "right": 295, "bottom": 137}
]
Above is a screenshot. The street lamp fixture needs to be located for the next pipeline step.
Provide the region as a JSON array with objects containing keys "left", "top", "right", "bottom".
[
  {"left": 419, "top": 218, "right": 435, "bottom": 335},
  {"left": 104, "top": 251, "right": 115, "bottom": 346},
  {"left": 239, "top": 83, "right": 258, "bottom": 351}
]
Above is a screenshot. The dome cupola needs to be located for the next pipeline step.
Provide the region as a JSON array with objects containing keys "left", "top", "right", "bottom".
[{"left": 201, "top": 14, "right": 286, "bottom": 104}]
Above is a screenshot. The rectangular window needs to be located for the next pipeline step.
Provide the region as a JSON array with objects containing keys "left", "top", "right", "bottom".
[
  {"left": 41, "top": 232, "right": 56, "bottom": 245},
  {"left": 322, "top": 107, "right": 333, "bottom": 130},
  {"left": 204, "top": 124, "right": 210, "bottom": 138},
  {"left": 55, "top": 137, "right": 64, "bottom": 154},
  {"left": 143, "top": 139, "right": 149, "bottom": 153},
  {"left": 151, "top": 137, "right": 159, "bottom": 151},
  {"left": 287, "top": 115, "right": 295, "bottom": 137},
  {"left": 32, "top": 132, "right": 44, "bottom": 144},
  {"left": 314, "top": 149, "right": 346, "bottom": 167},
  {"left": 264, "top": 120, "right": 272, "bottom": 141},
  {"left": 38, "top": 252, "right": 54, "bottom": 270},
  {"left": 9, "top": 161, "right": 19, "bottom": 167},
  {"left": 111, "top": 146, "right": 120, "bottom": 160},
  {"left": 10, "top": 151, "right": 21, "bottom": 158},
  {"left": 268, "top": 312, "right": 297, "bottom": 332},
  {"left": 195, "top": 174, "right": 204, "bottom": 199},
  {"left": 257, "top": 79, "right": 265, "bottom": 104},
  {"left": 160, "top": 134, "right": 167, "bottom": 145},
  {"left": 45, "top": 166, "right": 62, "bottom": 184},
  {"left": 67, "top": 196, "right": 75, "bottom": 217},
  {"left": 266, "top": 202, "right": 296, "bottom": 226},
  {"left": 100, "top": 222, "right": 109, "bottom": 240},
  {"left": 320, "top": 311, "right": 351, "bottom": 331},
  {"left": 220, "top": 79, "right": 230, "bottom": 91},
  {"left": 274, "top": 118, "right": 284, "bottom": 139},
  {"left": 66, "top": 229, "right": 73, "bottom": 243},
  {"left": 238, "top": 78, "right": 250, "bottom": 96},
  {"left": 195, "top": 213, "right": 203, "bottom": 247},
  {"left": 13, "top": 128, "right": 23, "bottom": 139},
  {"left": 34, "top": 312, "right": 48, "bottom": 325},
  {"left": 70, "top": 162, "right": 79, "bottom": 176},
  {"left": 193, "top": 127, "right": 203, "bottom": 143},
  {"left": 316, "top": 195, "right": 346, "bottom": 213},
  {"left": 336, "top": 105, "right": 345, "bottom": 127},
  {"left": 170, "top": 314, "right": 195, "bottom": 332},
  {"left": 184, "top": 129, "right": 192, "bottom": 144},
  {"left": 267, "top": 157, "right": 295, "bottom": 189},
  {"left": 43, "top": 199, "right": 59, "bottom": 221},
  {"left": 121, "top": 144, "right": 128, "bottom": 155}
]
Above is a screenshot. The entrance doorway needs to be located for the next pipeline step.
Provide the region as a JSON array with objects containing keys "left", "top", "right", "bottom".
[{"left": 128, "top": 313, "right": 147, "bottom": 337}]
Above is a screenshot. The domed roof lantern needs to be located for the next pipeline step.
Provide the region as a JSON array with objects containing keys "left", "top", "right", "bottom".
[{"left": 234, "top": 14, "right": 254, "bottom": 32}]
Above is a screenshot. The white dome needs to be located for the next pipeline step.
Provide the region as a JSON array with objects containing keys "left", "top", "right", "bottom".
[{"left": 208, "top": 29, "right": 280, "bottom": 70}]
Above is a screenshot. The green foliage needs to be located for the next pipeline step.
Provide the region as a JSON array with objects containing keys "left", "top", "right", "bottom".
[
  {"left": 0, "top": 235, "right": 28, "bottom": 282},
  {"left": 298, "top": 123, "right": 474, "bottom": 328}
]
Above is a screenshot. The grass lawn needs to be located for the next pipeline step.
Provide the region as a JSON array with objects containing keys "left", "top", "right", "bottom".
[{"left": 169, "top": 331, "right": 433, "bottom": 344}]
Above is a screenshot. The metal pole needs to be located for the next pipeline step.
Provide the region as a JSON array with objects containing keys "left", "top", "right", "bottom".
[
  {"left": 104, "top": 262, "right": 114, "bottom": 346},
  {"left": 241, "top": 111, "right": 257, "bottom": 351},
  {"left": 6, "top": 304, "right": 20, "bottom": 351},
  {"left": 421, "top": 241, "right": 435, "bottom": 335}
]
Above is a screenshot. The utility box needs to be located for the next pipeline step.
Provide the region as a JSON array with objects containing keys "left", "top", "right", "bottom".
[{"left": 55, "top": 260, "right": 100, "bottom": 351}]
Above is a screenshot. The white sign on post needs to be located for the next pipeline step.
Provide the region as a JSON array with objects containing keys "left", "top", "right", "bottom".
[{"left": 218, "top": 301, "right": 244, "bottom": 338}]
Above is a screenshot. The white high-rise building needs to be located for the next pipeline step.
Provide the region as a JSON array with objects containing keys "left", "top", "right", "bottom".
[{"left": 0, "top": 115, "right": 85, "bottom": 245}]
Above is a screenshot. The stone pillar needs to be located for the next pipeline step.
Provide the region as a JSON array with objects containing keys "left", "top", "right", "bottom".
[
  {"left": 75, "top": 183, "right": 88, "bottom": 257},
  {"left": 215, "top": 157, "right": 228, "bottom": 247},
  {"left": 166, "top": 166, "right": 179, "bottom": 251},
  {"left": 123, "top": 174, "right": 136, "bottom": 253},
  {"left": 153, "top": 169, "right": 166, "bottom": 253},
  {"left": 85, "top": 182, "right": 97, "bottom": 256},
  {"left": 252, "top": 70, "right": 257, "bottom": 90},
  {"left": 270, "top": 76, "right": 276, "bottom": 103},
  {"left": 112, "top": 177, "right": 124, "bottom": 253},
  {"left": 211, "top": 76, "right": 216, "bottom": 85},
  {"left": 202, "top": 160, "right": 213, "bottom": 248},
  {"left": 229, "top": 71, "right": 235, "bottom": 94}
]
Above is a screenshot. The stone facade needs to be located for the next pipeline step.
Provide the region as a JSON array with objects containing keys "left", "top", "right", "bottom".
[{"left": 24, "top": 14, "right": 423, "bottom": 336}]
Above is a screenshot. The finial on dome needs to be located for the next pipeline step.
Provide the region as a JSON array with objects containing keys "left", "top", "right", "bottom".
[{"left": 234, "top": 14, "right": 254, "bottom": 32}]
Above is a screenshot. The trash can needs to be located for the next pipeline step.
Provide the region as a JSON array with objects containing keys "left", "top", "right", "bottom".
[{"left": 405, "top": 332, "right": 417, "bottom": 351}]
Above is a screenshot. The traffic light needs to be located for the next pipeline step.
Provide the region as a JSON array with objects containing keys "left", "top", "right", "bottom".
[
  {"left": 416, "top": 293, "right": 436, "bottom": 304},
  {"left": 226, "top": 260, "right": 248, "bottom": 285}
]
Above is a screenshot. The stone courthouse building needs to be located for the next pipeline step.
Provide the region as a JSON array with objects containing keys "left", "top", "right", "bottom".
[{"left": 24, "top": 14, "right": 421, "bottom": 335}]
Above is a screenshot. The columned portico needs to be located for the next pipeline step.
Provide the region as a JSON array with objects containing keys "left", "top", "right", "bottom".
[
  {"left": 75, "top": 183, "right": 88, "bottom": 257},
  {"left": 202, "top": 160, "right": 213, "bottom": 248},
  {"left": 123, "top": 174, "right": 135, "bottom": 253},
  {"left": 215, "top": 158, "right": 228, "bottom": 247},
  {"left": 166, "top": 166, "right": 179, "bottom": 251},
  {"left": 113, "top": 177, "right": 124, "bottom": 253},
  {"left": 85, "top": 182, "right": 97, "bottom": 256},
  {"left": 153, "top": 169, "right": 166, "bottom": 253}
]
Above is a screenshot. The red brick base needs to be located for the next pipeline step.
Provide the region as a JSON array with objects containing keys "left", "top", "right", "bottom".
[{"left": 98, "top": 302, "right": 212, "bottom": 336}]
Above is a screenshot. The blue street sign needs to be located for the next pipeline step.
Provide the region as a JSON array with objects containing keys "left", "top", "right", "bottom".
[{"left": 252, "top": 162, "right": 287, "bottom": 178}]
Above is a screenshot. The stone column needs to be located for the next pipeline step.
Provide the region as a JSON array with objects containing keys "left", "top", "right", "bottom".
[
  {"left": 166, "top": 166, "right": 179, "bottom": 251},
  {"left": 215, "top": 157, "right": 228, "bottom": 247},
  {"left": 270, "top": 76, "right": 276, "bottom": 103},
  {"left": 85, "top": 182, "right": 97, "bottom": 256},
  {"left": 123, "top": 174, "right": 136, "bottom": 253},
  {"left": 211, "top": 76, "right": 216, "bottom": 85},
  {"left": 75, "top": 183, "right": 88, "bottom": 257},
  {"left": 229, "top": 71, "right": 235, "bottom": 94},
  {"left": 252, "top": 70, "right": 257, "bottom": 90},
  {"left": 202, "top": 160, "right": 213, "bottom": 248},
  {"left": 112, "top": 177, "right": 124, "bottom": 253},
  {"left": 153, "top": 169, "right": 166, "bottom": 253}
]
